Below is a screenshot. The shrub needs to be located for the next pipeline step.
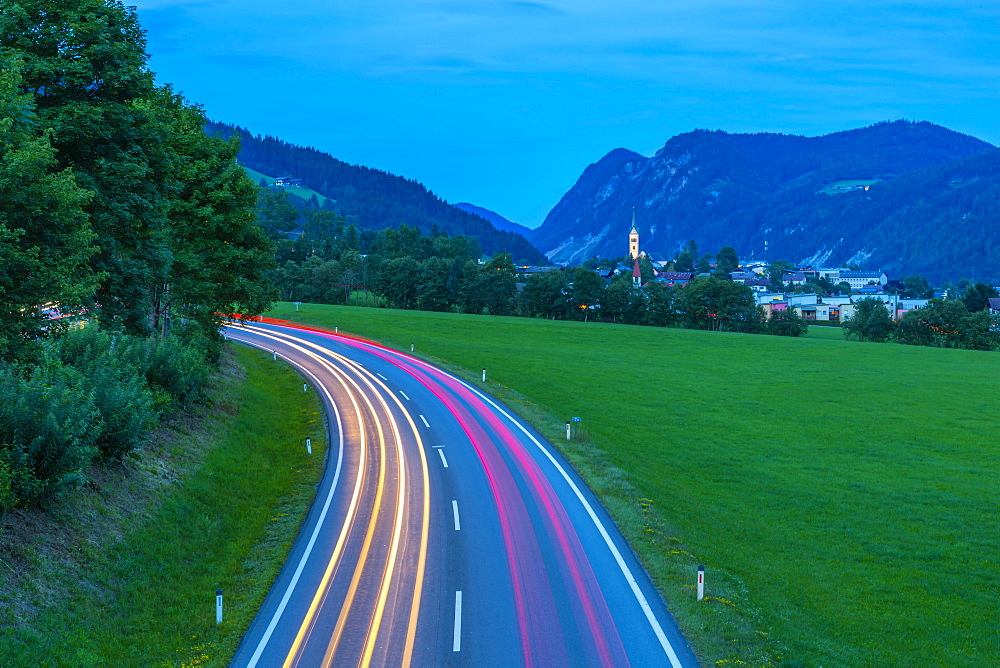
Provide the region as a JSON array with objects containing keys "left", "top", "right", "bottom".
[
  {"left": 766, "top": 308, "right": 808, "bottom": 336},
  {"left": 0, "top": 363, "right": 102, "bottom": 504}
]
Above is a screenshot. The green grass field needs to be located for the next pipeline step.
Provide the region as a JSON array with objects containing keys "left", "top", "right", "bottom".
[
  {"left": 0, "top": 346, "right": 327, "bottom": 666},
  {"left": 266, "top": 303, "right": 999, "bottom": 665},
  {"left": 242, "top": 166, "right": 334, "bottom": 207}
]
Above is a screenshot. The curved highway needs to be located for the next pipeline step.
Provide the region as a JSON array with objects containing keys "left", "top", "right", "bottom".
[{"left": 226, "top": 319, "right": 698, "bottom": 667}]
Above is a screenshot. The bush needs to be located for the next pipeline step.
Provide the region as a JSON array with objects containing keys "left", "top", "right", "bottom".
[
  {"left": 0, "top": 363, "right": 102, "bottom": 505},
  {"left": 766, "top": 308, "right": 809, "bottom": 336},
  {"left": 56, "top": 324, "right": 161, "bottom": 458}
]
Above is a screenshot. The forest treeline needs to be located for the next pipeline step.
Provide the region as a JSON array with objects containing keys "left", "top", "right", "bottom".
[
  {"left": 267, "top": 207, "right": 812, "bottom": 336},
  {"left": 0, "top": 1, "right": 273, "bottom": 507},
  {"left": 205, "top": 121, "right": 548, "bottom": 265},
  {"left": 272, "top": 202, "right": 1000, "bottom": 351}
]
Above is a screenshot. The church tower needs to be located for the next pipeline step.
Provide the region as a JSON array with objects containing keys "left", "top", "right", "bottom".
[{"left": 628, "top": 209, "right": 639, "bottom": 260}]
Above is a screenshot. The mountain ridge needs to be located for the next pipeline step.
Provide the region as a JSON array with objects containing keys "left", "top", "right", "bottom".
[
  {"left": 532, "top": 121, "right": 997, "bottom": 282},
  {"left": 206, "top": 121, "right": 548, "bottom": 265},
  {"left": 453, "top": 203, "right": 536, "bottom": 240}
]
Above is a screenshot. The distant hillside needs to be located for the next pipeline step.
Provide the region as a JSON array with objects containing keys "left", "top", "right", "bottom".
[
  {"left": 533, "top": 121, "right": 997, "bottom": 282},
  {"left": 454, "top": 203, "right": 535, "bottom": 239},
  {"left": 207, "top": 122, "right": 547, "bottom": 265}
]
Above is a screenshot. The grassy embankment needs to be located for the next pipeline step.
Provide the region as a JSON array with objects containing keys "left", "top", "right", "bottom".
[
  {"left": 266, "top": 302, "right": 999, "bottom": 666},
  {"left": 0, "top": 345, "right": 326, "bottom": 666}
]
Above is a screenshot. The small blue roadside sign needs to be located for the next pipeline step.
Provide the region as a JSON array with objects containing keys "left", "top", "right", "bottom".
[{"left": 571, "top": 417, "right": 582, "bottom": 422}]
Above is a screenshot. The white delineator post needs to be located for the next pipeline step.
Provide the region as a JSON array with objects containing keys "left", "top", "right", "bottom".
[
  {"left": 216, "top": 589, "right": 223, "bottom": 624},
  {"left": 335, "top": 326, "right": 338, "bottom": 334},
  {"left": 566, "top": 422, "right": 571, "bottom": 440},
  {"left": 306, "top": 438, "right": 312, "bottom": 455},
  {"left": 411, "top": 343, "right": 415, "bottom": 352},
  {"left": 272, "top": 350, "right": 277, "bottom": 361},
  {"left": 303, "top": 383, "right": 307, "bottom": 393},
  {"left": 697, "top": 565, "right": 705, "bottom": 601}
]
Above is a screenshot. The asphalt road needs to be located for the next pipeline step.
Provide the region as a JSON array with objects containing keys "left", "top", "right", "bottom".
[{"left": 226, "top": 320, "right": 698, "bottom": 667}]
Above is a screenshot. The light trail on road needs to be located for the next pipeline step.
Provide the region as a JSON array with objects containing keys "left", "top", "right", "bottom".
[{"left": 227, "top": 319, "right": 699, "bottom": 667}]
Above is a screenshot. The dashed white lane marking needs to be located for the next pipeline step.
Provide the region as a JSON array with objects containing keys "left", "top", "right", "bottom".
[
  {"left": 376, "top": 372, "right": 387, "bottom": 380},
  {"left": 420, "top": 414, "right": 430, "bottom": 428},
  {"left": 437, "top": 449, "right": 449, "bottom": 468},
  {"left": 400, "top": 390, "right": 410, "bottom": 400},
  {"left": 452, "top": 500, "right": 461, "bottom": 531},
  {"left": 453, "top": 591, "right": 463, "bottom": 652}
]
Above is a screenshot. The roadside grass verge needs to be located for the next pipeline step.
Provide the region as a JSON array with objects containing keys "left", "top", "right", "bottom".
[
  {"left": 265, "top": 302, "right": 1000, "bottom": 666},
  {"left": 0, "top": 345, "right": 327, "bottom": 666}
]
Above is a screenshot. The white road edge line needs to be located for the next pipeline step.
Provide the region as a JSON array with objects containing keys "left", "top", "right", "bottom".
[
  {"left": 420, "top": 414, "right": 430, "bottom": 428},
  {"left": 375, "top": 346, "right": 685, "bottom": 667},
  {"left": 453, "top": 591, "right": 462, "bottom": 652},
  {"left": 452, "top": 500, "right": 461, "bottom": 531},
  {"left": 437, "top": 449, "right": 449, "bottom": 468},
  {"left": 399, "top": 390, "right": 410, "bottom": 400},
  {"left": 227, "top": 330, "right": 346, "bottom": 668},
  {"left": 459, "top": 381, "right": 684, "bottom": 668}
]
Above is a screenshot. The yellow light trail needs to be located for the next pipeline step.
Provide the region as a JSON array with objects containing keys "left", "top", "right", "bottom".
[
  {"left": 223, "top": 326, "right": 370, "bottom": 668},
  {"left": 237, "top": 324, "right": 431, "bottom": 667}
]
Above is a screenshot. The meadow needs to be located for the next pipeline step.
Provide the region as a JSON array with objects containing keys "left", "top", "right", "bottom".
[{"left": 266, "top": 302, "right": 999, "bottom": 666}]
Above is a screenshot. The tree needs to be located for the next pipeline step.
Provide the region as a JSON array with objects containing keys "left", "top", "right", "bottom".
[
  {"left": 375, "top": 256, "right": 420, "bottom": 309},
  {"left": 257, "top": 189, "right": 300, "bottom": 240},
  {"left": 3, "top": 0, "right": 169, "bottom": 335},
  {"left": 843, "top": 298, "right": 895, "bottom": 342},
  {"left": 674, "top": 240, "right": 699, "bottom": 272},
  {"left": 716, "top": 246, "right": 739, "bottom": 274},
  {"left": 766, "top": 308, "right": 808, "bottom": 336},
  {"left": 478, "top": 253, "right": 518, "bottom": 316},
  {"left": 565, "top": 266, "right": 604, "bottom": 321},
  {"left": 146, "top": 89, "right": 275, "bottom": 340},
  {"left": 0, "top": 58, "right": 97, "bottom": 358},
  {"left": 676, "top": 277, "right": 760, "bottom": 332},
  {"left": 897, "top": 299, "right": 998, "bottom": 350},
  {"left": 901, "top": 275, "right": 933, "bottom": 299},
  {"left": 961, "top": 282, "right": 999, "bottom": 312},
  {"left": 417, "top": 257, "right": 451, "bottom": 311},
  {"left": 522, "top": 270, "right": 568, "bottom": 319},
  {"left": 767, "top": 260, "right": 795, "bottom": 289},
  {"left": 644, "top": 284, "right": 677, "bottom": 327}
]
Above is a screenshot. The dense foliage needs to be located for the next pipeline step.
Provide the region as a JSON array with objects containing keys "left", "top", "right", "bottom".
[
  {"left": 0, "top": 1, "right": 273, "bottom": 507},
  {"left": 277, "top": 222, "right": 817, "bottom": 338},
  {"left": 0, "top": 325, "right": 210, "bottom": 508},
  {"left": 534, "top": 121, "right": 998, "bottom": 283},
  {"left": 206, "top": 121, "right": 548, "bottom": 265},
  {"left": 844, "top": 297, "right": 999, "bottom": 350}
]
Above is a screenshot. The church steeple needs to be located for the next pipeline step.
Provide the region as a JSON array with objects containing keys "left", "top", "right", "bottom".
[{"left": 628, "top": 208, "right": 639, "bottom": 260}]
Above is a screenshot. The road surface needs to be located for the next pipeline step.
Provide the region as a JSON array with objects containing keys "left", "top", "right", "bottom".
[{"left": 226, "top": 319, "right": 698, "bottom": 667}]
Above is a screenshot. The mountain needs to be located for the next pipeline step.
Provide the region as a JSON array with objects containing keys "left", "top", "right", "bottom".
[
  {"left": 206, "top": 122, "right": 547, "bottom": 265},
  {"left": 533, "top": 121, "right": 997, "bottom": 283},
  {"left": 453, "top": 203, "right": 535, "bottom": 240}
]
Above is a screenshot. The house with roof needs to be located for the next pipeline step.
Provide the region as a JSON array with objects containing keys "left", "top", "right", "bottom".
[
  {"left": 839, "top": 270, "right": 888, "bottom": 290},
  {"left": 782, "top": 271, "right": 807, "bottom": 286},
  {"left": 987, "top": 297, "right": 1000, "bottom": 316},
  {"left": 655, "top": 271, "right": 694, "bottom": 287},
  {"left": 794, "top": 303, "right": 834, "bottom": 321}
]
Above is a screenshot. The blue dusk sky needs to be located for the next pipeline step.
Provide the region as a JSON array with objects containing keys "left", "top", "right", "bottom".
[{"left": 135, "top": 1, "right": 1000, "bottom": 228}]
